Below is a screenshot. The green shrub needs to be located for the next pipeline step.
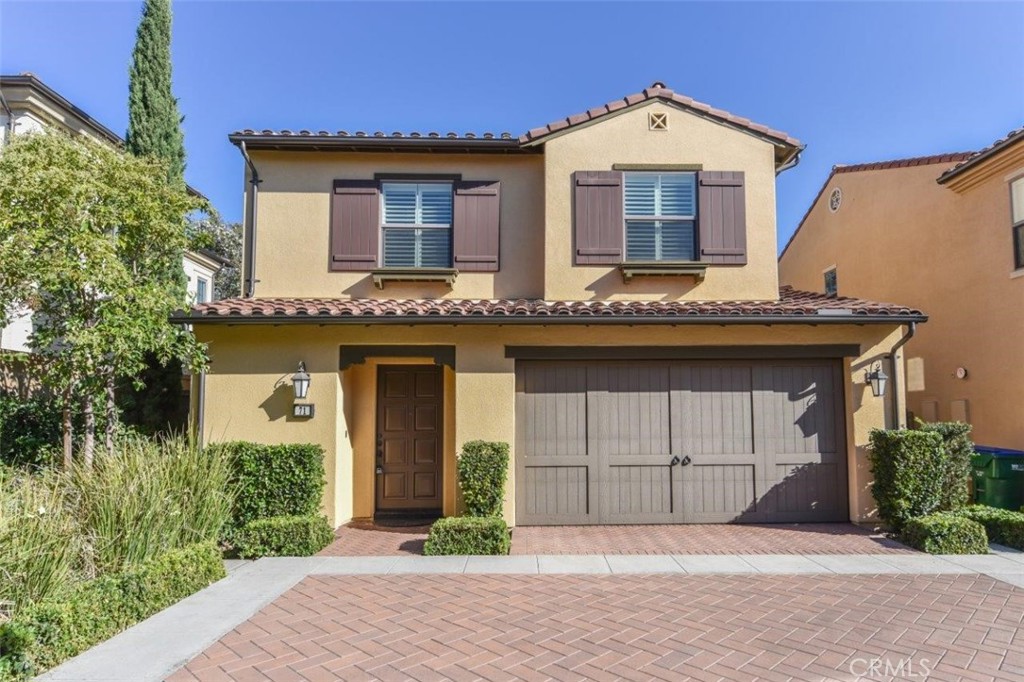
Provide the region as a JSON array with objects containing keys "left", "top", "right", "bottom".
[
  {"left": 72, "top": 435, "right": 234, "bottom": 574},
  {"left": 233, "top": 515, "right": 334, "bottom": 559},
  {"left": 868, "top": 429, "right": 945, "bottom": 532},
  {"left": 423, "top": 516, "right": 510, "bottom": 556},
  {"left": 917, "top": 421, "right": 973, "bottom": 511},
  {"left": 0, "top": 467, "right": 78, "bottom": 609},
  {"left": 901, "top": 513, "right": 989, "bottom": 554},
  {"left": 210, "top": 442, "right": 325, "bottom": 527},
  {"left": 952, "top": 505, "right": 1024, "bottom": 550},
  {"left": 0, "top": 543, "right": 224, "bottom": 678},
  {"left": 0, "top": 391, "right": 62, "bottom": 469},
  {"left": 456, "top": 441, "right": 509, "bottom": 518}
]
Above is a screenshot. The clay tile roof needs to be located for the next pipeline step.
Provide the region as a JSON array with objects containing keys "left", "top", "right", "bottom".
[
  {"left": 937, "top": 125, "right": 1024, "bottom": 184},
  {"left": 230, "top": 129, "right": 517, "bottom": 142},
  {"left": 519, "top": 82, "right": 802, "bottom": 149},
  {"left": 173, "top": 287, "right": 924, "bottom": 324}
]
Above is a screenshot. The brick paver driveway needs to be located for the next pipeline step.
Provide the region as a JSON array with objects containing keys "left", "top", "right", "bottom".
[
  {"left": 171, "top": 572, "right": 1024, "bottom": 681},
  {"left": 319, "top": 522, "right": 912, "bottom": 557}
]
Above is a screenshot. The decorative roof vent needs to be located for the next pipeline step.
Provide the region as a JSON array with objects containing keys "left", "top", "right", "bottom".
[
  {"left": 829, "top": 187, "right": 842, "bottom": 213},
  {"left": 649, "top": 111, "right": 669, "bottom": 131}
]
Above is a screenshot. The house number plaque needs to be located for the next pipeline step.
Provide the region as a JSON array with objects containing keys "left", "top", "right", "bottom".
[{"left": 293, "top": 404, "right": 315, "bottom": 419}]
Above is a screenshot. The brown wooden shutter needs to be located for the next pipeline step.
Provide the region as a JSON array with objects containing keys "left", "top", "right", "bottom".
[
  {"left": 573, "top": 171, "right": 624, "bottom": 265},
  {"left": 697, "top": 171, "right": 747, "bottom": 264},
  {"left": 330, "top": 179, "right": 379, "bottom": 271},
  {"left": 453, "top": 180, "right": 500, "bottom": 272}
]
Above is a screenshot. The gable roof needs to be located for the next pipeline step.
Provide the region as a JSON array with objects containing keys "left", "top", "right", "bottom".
[
  {"left": 229, "top": 82, "right": 803, "bottom": 165},
  {"left": 937, "top": 126, "right": 1024, "bottom": 184},
  {"left": 519, "top": 82, "right": 803, "bottom": 156},
  {"left": 779, "top": 152, "right": 974, "bottom": 260},
  {"left": 1, "top": 72, "right": 208, "bottom": 201},
  {"left": 171, "top": 286, "right": 924, "bottom": 326}
]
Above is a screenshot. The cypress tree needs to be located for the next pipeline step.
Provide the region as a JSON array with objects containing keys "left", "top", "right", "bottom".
[{"left": 126, "top": 0, "right": 185, "bottom": 186}]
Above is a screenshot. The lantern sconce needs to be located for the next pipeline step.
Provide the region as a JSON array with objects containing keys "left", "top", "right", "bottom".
[
  {"left": 865, "top": 363, "right": 888, "bottom": 398},
  {"left": 291, "top": 362, "right": 311, "bottom": 401}
]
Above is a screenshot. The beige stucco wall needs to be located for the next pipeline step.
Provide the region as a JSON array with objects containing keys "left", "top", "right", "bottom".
[
  {"left": 779, "top": 160, "right": 1024, "bottom": 449},
  {"left": 247, "top": 151, "right": 545, "bottom": 300},
  {"left": 541, "top": 101, "right": 781, "bottom": 301},
  {"left": 195, "top": 322, "right": 903, "bottom": 527}
]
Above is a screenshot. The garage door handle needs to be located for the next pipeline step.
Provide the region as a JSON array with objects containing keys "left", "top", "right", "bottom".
[
  {"left": 670, "top": 456, "right": 680, "bottom": 466},
  {"left": 679, "top": 456, "right": 692, "bottom": 466}
]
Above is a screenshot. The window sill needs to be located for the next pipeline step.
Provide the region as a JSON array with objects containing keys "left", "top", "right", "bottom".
[
  {"left": 618, "top": 261, "right": 710, "bottom": 283},
  {"left": 371, "top": 268, "right": 458, "bottom": 290}
]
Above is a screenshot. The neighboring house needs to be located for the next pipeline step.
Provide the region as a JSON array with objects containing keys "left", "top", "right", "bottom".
[
  {"left": 779, "top": 128, "right": 1024, "bottom": 449},
  {"left": 174, "top": 82, "right": 925, "bottom": 528},
  {"left": 0, "top": 72, "right": 221, "bottom": 354}
]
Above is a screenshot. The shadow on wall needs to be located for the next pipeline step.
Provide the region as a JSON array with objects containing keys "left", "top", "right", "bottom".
[
  {"left": 735, "top": 462, "right": 847, "bottom": 524},
  {"left": 583, "top": 269, "right": 703, "bottom": 301},
  {"left": 259, "top": 382, "right": 293, "bottom": 421}
]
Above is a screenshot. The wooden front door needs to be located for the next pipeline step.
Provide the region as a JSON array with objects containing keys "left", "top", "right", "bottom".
[{"left": 376, "top": 365, "right": 443, "bottom": 512}]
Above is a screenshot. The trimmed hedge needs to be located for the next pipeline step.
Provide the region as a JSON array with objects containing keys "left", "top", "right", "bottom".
[
  {"left": 423, "top": 517, "right": 511, "bottom": 556},
  {"left": 457, "top": 441, "right": 509, "bottom": 518},
  {"left": 0, "top": 543, "right": 224, "bottom": 679},
  {"left": 209, "top": 442, "right": 326, "bottom": 527},
  {"left": 868, "top": 429, "right": 945, "bottom": 532},
  {"left": 900, "top": 512, "right": 989, "bottom": 554},
  {"left": 952, "top": 505, "right": 1024, "bottom": 550},
  {"left": 918, "top": 421, "right": 973, "bottom": 511},
  {"left": 234, "top": 514, "right": 334, "bottom": 559}
]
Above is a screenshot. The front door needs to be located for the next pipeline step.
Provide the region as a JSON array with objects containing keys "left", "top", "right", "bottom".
[{"left": 376, "top": 365, "right": 443, "bottom": 513}]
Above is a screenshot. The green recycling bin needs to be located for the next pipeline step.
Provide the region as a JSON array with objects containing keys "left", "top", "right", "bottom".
[{"left": 971, "top": 446, "right": 1024, "bottom": 511}]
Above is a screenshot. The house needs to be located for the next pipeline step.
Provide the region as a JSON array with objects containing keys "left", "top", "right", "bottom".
[
  {"left": 0, "top": 72, "right": 222, "bottom": 354},
  {"left": 779, "top": 129, "right": 1024, "bottom": 450},
  {"left": 174, "top": 82, "right": 925, "bottom": 528}
]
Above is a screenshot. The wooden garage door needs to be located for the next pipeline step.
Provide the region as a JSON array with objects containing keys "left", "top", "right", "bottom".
[{"left": 515, "top": 360, "right": 847, "bottom": 525}]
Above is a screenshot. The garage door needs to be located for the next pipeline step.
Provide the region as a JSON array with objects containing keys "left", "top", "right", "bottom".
[{"left": 515, "top": 360, "right": 848, "bottom": 525}]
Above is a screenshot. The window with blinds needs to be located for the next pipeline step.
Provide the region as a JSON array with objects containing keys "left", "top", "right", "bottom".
[
  {"left": 381, "top": 182, "right": 453, "bottom": 268},
  {"left": 623, "top": 172, "right": 697, "bottom": 262}
]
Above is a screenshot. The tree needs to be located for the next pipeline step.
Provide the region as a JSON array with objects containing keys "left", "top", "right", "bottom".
[
  {"left": 0, "top": 132, "right": 203, "bottom": 465},
  {"left": 126, "top": 0, "right": 186, "bottom": 186},
  {"left": 187, "top": 217, "right": 242, "bottom": 299}
]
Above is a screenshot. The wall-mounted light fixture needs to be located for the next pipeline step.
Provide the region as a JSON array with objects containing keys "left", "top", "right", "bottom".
[
  {"left": 291, "top": 362, "right": 310, "bottom": 400},
  {"left": 866, "top": 363, "right": 888, "bottom": 398}
]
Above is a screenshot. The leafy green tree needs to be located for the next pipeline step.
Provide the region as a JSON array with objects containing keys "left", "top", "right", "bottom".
[
  {"left": 125, "top": 0, "right": 185, "bottom": 186},
  {"left": 187, "top": 217, "right": 242, "bottom": 299},
  {"left": 0, "top": 132, "right": 203, "bottom": 465}
]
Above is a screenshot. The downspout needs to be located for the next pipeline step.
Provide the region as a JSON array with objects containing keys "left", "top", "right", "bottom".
[
  {"left": 0, "top": 89, "right": 14, "bottom": 145},
  {"left": 775, "top": 146, "right": 804, "bottom": 176},
  {"left": 237, "top": 141, "right": 262, "bottom": 298},
  {"left": 886, "top": 322, "right": 917, "bottom": 429}
]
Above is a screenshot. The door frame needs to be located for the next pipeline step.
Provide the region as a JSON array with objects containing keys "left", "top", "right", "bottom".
[{"left": 374, "top": 364, "right": 445, "bottom": 516}]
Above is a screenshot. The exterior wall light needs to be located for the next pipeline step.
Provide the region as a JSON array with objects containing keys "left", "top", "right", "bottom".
[
  {"left": 292, "top": 362, "right": 311, "bottom": 400},
  {"left": 866, "top": 364, "right": 888, "bottom": 398}
]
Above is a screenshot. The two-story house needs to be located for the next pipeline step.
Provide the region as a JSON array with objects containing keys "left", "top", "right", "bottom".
[
  {"left": 779, "top": 128, "right": 1024, "bottom": 450},
  {"left": 0, "top": 73, "right": 221, "bottom": 354},
  {"left": 175, "top": 83, "right": 925, "bottom": 528}
]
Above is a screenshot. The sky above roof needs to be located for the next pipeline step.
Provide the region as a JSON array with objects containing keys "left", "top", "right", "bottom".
[{"left": 2, "top": 1, "right": 1022, "bottom": 253}]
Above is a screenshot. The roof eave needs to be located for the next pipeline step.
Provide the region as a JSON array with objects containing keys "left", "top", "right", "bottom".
[
  {"left": 171, "top": 312, "right": 926, "bottom": 326},
  {"left": 228, "top": 134, "right": 536, "bottom": 155},
  {"left": 938, "top": 133, "right": 1024, "bottom": 185}
]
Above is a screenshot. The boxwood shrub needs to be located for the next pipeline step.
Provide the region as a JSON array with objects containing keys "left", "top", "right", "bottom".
[
  {"left": 917, "top": 420, "right": 974, "bottom": 511},
  {"left": 456, "top": 441, "right": 509, "bottom": 518},
  {"left": 901, "top": 513, "right": 989, "bottom": 554},
  {"left": 952, "top": 505, "right": 1024, "bottom": 550},
  {"left": 423, "top": 517, "right": 511, "bottom": 556},
  {"left": 0, "top": 543, "right": 224, "bottom": 679},
  {"left": 868, "top": 429, "right": 945, "bottom": 532},
  {"left": 233, "top": 514, "right": 335, "bottom": 559},
  {"left": 209, "top": 442, "right": 326, "bottom": 527}
]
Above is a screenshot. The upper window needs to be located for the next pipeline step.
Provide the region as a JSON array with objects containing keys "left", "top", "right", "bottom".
[
  {"left": 824, "top": 267, "right": 838, "bottom": 297},
  {"left": 623, "top": 172, "right": 697, "bottom": 262},
  {"left": 196, "top": 277, "right": 209, "bottom": 303},
  {"left": 381, "top": 182, "right": 453, "bottom": 268},
  {"left": 1012, "top": 177, "right": 1024, "bottom": 270}
]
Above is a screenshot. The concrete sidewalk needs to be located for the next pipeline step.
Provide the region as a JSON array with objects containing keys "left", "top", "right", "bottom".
[{"left": 40, "top": 546, "right": 1024, "bottom": 682}]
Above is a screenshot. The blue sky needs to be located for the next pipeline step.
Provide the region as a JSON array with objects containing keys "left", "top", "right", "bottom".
[{"left": 2, "top": 1, "right": 1022, "bottom": 251}]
